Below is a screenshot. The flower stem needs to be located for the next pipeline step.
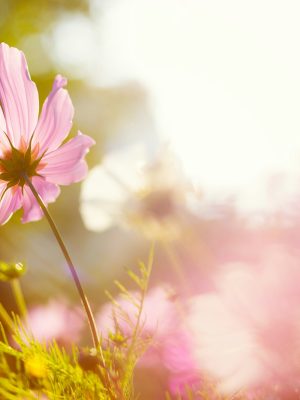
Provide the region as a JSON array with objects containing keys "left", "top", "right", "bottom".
[
  {"left": 24, "top": 176, "right": 100, "bottom": 350},
  {"left": 11, "top": 279, "right": 27, "bottom": 318},
  {"left": 0, "top": 302, "right": 14, "bottom": 331},
  {"left": 161, "top": 241, "right": 190, "bottom": 295}
]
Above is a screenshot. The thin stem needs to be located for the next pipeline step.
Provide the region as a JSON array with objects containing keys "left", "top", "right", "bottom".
[
  {"left": 126, "top": 244, "right": 154, "bottom": 362},
  {"left": 11, "top": 279, "right": 27, "bottom": 318},
  {"left": 0, "top": 303, "right": 14, "bottom": 331},
  {"left": 161, "top": 240, "right": 191, "bottom": 295},
  {"left": 23, "top": 176, "right": 100, "bottom": 351}
]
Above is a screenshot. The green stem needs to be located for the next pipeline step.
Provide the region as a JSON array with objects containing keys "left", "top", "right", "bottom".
[
  {"left": 11, "top": 279, "right": 27, "bottom": 318},
  {"left": 24, "top": 176, "right": 100, "bottom": 350},
  {"left": 0, "top": 303, "right": 14, "bottom": 331}
]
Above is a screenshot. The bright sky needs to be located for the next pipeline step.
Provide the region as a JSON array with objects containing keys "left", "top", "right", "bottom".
[{"left": 49, "top": 0, "right": 300, "bottom": 214}]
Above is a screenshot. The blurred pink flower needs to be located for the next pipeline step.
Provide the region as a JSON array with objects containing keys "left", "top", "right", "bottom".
[
  {"left": 163, "top": 329, "right": 201, "bottom": 397},
  {"left": 97, "top": 286, "right": 200, "bottom": 395},
  {"left": 25, "top": 299, "right": 84, "bottom": 346},
  {"left": 0, "top": 43, "right": 95, "bottom": 224},
  {"left": 187, "top": 248, "right": 300, "bottom": 397},
  {"left": 97, "top": 286, "right": 177, "bottom": 340}
]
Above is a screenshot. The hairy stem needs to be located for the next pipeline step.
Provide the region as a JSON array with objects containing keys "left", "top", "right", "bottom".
[{"left": 24, "top": 176, "right": 100, "bottom": 350}]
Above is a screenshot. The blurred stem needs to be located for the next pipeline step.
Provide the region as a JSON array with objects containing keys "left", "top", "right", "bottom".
[
  {"left": 11, "top": 279, "right": 27, "bottom": 318},
  {"left": 23, "top": 176, "right": 100, "bottom": 351},
  {"left": 161, "top": 241, "right": 190, "bottom": 296},
  {"left": 0, "top": 303, "right": 14, "bottom": 331},
  {"left": 126, "top": 243, "right": 154, "bottom": 361}
]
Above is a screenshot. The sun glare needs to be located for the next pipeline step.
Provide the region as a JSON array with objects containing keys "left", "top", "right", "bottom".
[{"left": 50, "top": 0, "right": 300, "bottom": 214}]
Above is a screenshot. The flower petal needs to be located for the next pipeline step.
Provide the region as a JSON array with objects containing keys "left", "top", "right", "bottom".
[
  {"left": 0, "top": 106, "right": 6, "bottom": 133},
  {"left": 0, "top": 185, "right": 22, "bottom": 225},
  {"left": 33, "top": 75, "right": 74, "bottom": 155},
  {"left": 0, "top": 43, "right": 39, "bottom": 147},
  {"left": 22, "top": 177, "right": 60, "bottom": 223},
  {"left": 0, "top": 107, "right": 10, "bottom": 157},
  {"left": 39, "top": 132, "right": 95, "bottom": 185}
]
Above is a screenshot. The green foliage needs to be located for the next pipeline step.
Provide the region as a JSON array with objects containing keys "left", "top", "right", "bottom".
[
  {"left": 0, "top": 246, "right": 261, "bottom": 400},
  {"left": 0, "top": 249, "right": 154, "bottom": 400},
  {"left": 0, "top": 0, "right": 90, "bottom": 46},
  {"left": 0, "top": 330, "right": 108, "bottom": 399},
  {"left": 103, "top": 245, "right": 155, "bottom": 399}
]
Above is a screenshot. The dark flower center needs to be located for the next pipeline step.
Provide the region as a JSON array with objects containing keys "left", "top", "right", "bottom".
[
  {"left": 141, "top": 190, "right": 176, "bottom": 219},
  {"left": 0, "top": 146, "right": 40, "bottom": 187}
]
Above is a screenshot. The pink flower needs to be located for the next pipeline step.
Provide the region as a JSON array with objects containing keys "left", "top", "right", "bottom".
[
  {"left": 25, "top": 299, "right": 84, "bottom": 346},
  {"left": 0, "top": 43, "right": 95, "bottom": 224},
  {"left": 163, "top": 330, "right": 201, "bottom": 397},
  {"left": 187, "top": 248, "right": 300, "bottom": 397}
]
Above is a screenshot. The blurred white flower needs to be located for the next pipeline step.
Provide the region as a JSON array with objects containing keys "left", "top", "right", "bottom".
[{"left": 80, "top": 144, "right": 199, "bottom": 239}]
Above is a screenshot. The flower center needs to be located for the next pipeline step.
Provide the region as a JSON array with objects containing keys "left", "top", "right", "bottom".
[
  {"left": 0, "top": 146, "right": 40, "bottom": 187},
  {"left": 141, "top": 190, "right": 176, "bottom": 219}
]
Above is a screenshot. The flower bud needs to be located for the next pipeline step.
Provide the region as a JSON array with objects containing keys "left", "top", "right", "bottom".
[
  {"left": 0, "top": 261, "right": 26, "bottom": 281},
  {"left": 78, "top": 347, "right": 101, "bottom": 373}
]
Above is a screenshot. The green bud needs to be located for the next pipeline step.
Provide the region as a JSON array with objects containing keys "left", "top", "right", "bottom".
[
  {"left": 0, "top": 262, "right": 26, "bottom": 281},
  {"left": 108, "top": 331, "right": 127, "bottom": 346}
]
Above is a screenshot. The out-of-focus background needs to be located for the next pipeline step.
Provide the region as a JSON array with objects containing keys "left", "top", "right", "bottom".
[
  {"left": 2, "top": 0, "right": 300, "bottom": 397},
  {"left": 0, "top": 0, "right": 152, "bottom": 306}
]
